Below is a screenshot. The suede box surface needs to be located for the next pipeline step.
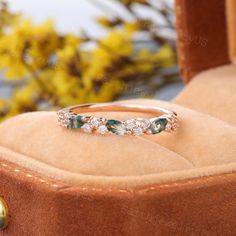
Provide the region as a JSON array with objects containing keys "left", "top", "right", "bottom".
[{"left": 1, "top": 0, "right": 236, "bottom": 235}]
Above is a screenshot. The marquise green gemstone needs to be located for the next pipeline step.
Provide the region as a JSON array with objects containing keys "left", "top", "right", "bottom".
[
  {"left": 71, "top": 116, "right": 84, "bottom": 129},
  {"left": 106, "top": 119, "right": 126, "bottom": 135},
  {"left": 150, "top": 118, "right": 168, "bottom": 134}
]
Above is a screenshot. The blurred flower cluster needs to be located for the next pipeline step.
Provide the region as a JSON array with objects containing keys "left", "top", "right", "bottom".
[{"left": 0, "top": 0, "right": 177, "bottom": 121}]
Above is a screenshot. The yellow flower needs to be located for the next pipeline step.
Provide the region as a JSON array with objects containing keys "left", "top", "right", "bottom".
[
  {"left": 0, "top": 20, "right": 62, "bottom": 79},
  {"left": 124, "top": 20, "right": 152, "bottom": 33},
  {"left": 85, "top": 30, "right": 133, "bottom": 84},
  {"left": 0, "top": 99, "right": 7, "bottom": 110},
  {"left": 29, "top": 20, "right": 61, "bottom": 68},
  {"left": 154, "top": 44, "right": 176, "bottom": 67},
  {"left": 124, "top": 22, "right": 139, "bottom": 34},
  {"left": 64, "top": 34, "right": 82, "bottom": 48},
  {"left": 0, "top": 21, "right": 32, "bottom": 79},
  {"left": 121, "top": 0, "right": 148, "bottom": 6},
  {"left": 99, "top": 31, "right": 133, "bottom": 55},
  {"left": 136, "top": 49, "right": 156, "bottom": 72},
  {"left": 96, "top": 17, "right": 113, "bottom": 28},
  {"left": 89, "top": 79, "right": 124, "bottom": 103}
]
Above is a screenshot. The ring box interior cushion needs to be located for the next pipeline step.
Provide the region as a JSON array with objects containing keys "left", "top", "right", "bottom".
[{"left": 0, "top": 0, "right": 236, "bottom": 235}]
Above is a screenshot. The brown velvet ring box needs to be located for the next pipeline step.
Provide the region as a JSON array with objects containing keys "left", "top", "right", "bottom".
[{"left": 1, "top": 0, "right": 236, "bottom": 235}]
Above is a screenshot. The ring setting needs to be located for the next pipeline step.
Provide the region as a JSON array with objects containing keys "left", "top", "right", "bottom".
[{"left": 57, "top": 103, "right": 178, "bottom": 136}]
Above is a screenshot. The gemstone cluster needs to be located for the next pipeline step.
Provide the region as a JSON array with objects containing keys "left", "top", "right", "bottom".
[{"left": 57, "top": 111, "right": 178, "bottom": 136}]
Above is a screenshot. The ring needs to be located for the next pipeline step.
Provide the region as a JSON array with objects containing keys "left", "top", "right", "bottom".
[{"left": 57, "top": 103, "right": 178, "bottom": 136}]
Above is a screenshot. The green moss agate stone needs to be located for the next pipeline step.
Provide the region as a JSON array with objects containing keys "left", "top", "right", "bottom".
[
  {"left": 71, "top": 116, "right": 84, "bottom": 129},
  {"left": 150, "top": 118, "right": 168, "bottom": 134},
  {"left": 106, "top": 119, "right": 126, "bottom": 135}
]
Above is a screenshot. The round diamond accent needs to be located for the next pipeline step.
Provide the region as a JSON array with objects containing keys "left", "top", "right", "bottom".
[
  {"left": 133, "top": 127, "right": 143, "bottom": 136},
  {"left": 165, "top": 122, "right": 172, "bottom": 132},
  {"left": 124, "top": 118, "right": 150, "bottom": 135},
  {"left": 139, "top": 119, "right": 151, "bottom": 130},
  {"left": 97, "top": 125, "right": 108, "bottom": 134},
  {"left": 82, "top": 123, "right": 92, "bottom": 133},
  {"left": 90, "top": 117, "right": 100, "bottom": 128},
  {"left": 125, "top": 119, "right": 136, "bottom": 130}
]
